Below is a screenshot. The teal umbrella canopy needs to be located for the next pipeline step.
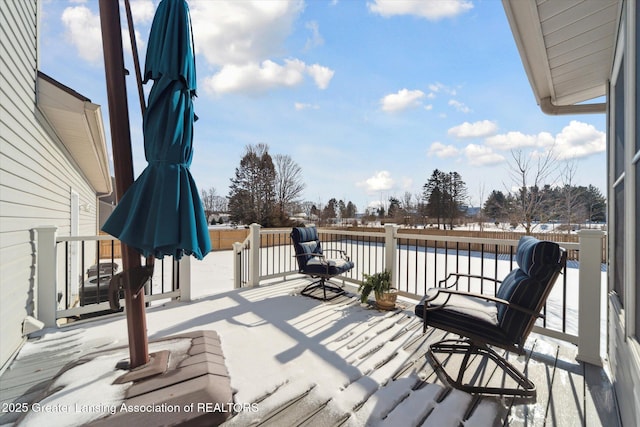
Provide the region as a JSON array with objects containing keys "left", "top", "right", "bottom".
[{"left": 102, "top": 0, "right": 210, "bottom": 260}]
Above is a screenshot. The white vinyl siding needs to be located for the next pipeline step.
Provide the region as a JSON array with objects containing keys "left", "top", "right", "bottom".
[
  {"left": 608, "top": 1, "right": 640, "bottom": 425},
  {"left": 0, "top": 0, "right": 99, "bottom": 368}
]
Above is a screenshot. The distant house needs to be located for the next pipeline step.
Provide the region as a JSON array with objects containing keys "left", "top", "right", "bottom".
[
  {"left": 463, "top": 206, "right": 480, "bottom": 217},
  {"left": 0, "top": 1, "right": 111, "bottom": 368},
  {"left": 503, "top": 0, "right": 638, "bottom": 423},
  {"left": 208, "top": 212, "right": 231, "bottom": 225}
]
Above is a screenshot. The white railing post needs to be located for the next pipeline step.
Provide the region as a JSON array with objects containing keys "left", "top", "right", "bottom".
[
  {"left": 384, "top": 224, "right": 399, "bottom": 286},
  {"left": 576, "top": 229, "right": 605, "bottom": 366},
  {"left": 178, "top": 256, "right": 191, "bottom": 302},
  {"left": 233, "top": 242, "right": 242, "bottom": 289},
  {"left": 35, "top": 226, "right": 58, "bottom": 328},
  {"left": 249, "top": 223, "right": 261, "bottom": 287}
]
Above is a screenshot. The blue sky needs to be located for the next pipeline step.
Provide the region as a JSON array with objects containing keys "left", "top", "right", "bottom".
[{"left": 40, "top": 0, "right": 607, "bottom": 213}]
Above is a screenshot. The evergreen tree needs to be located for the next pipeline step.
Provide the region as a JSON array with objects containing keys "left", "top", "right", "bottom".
[
  {"left": 423, "top": 169, "right": 446, "bottom": 228},
  {"left": 445, "top": 171, "right": 468, "bottom": 229},
  {"left": 228, "top": 144, "right": 276, "bottom": 226},
  {"left": 483, "top": 190, "right": 507, "bottom": 222},
  {"left": 422, "top": 170, "right": 468, "bottom": 229},
  {"left": 321, "top": 198, "right": 338, "bottom": 224},
  {"left": 388, "top": 197, "right": 401, "bottom": 219},
  {"left": 580, "top": 185, "right": 606, "bottom": 223},
  {"left": 346, "top": 201, "right": 357, "bottom": 218}
]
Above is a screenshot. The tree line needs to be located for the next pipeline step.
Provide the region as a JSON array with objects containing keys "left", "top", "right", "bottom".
[{"left": 201, "top": 144, "right": 606, "bottom": 232}]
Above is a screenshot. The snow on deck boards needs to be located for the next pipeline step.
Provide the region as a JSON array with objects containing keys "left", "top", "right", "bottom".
[
  {"left": 0, "top": 278, "right": 618, "bottom": 427},
  {"left": 217, "top": 280, "right": 616, "bottom": 427}
]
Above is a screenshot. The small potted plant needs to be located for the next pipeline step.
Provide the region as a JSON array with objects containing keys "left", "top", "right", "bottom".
[{"left": 358, "top": 270, "right": 397, "bottom": 310}]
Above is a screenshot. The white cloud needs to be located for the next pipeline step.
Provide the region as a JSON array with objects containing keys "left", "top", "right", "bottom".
[
  {"left": 448, "top": 99, "right": 471, "bottom": 113},
  {"left": 306, "top": 64, "right": 334, "bottom": 89},
  {"left": 482, "top": 121, "right": 604, "bottom": 160},
  {"left": 189, "top": 0, "right": 332, "bottom": 95},
  {"left": 554, "top": 120, "right": 606, "bottom": 159},
  {"left": 204, "top": 59, "right": 304, "bottom": 94},
  {"left": 485, "top": 131, "right": 554, "bottom": 150},
  {"left": 448, "top": 120, "right": 498, "bottom": 139},
  {"left": 367, "top": 200, "right": 384, "bottom": 210},
  {"left": 61, "top": 6, "right": 102, "bottom": 63},
  {"left": 428, "top": 82, "right": 456, "bottom": 96},
  {"left": 368, "top": 0, "right": 473, "bottom": 21},
  {"left": 357, "top": 171, "right": 395, "bottom": 193},
  {"left": 204, "top": 59, "right": 333, "bottom": 95},
  {"left": 380, "top": 89, "right": 425, "bottom": 112},
  {"left": 129, "top": 0, "right": 155, "bottom": 23},
  {"left": 61, "top": 4, "right": 145, "bottom": 65},
  {"left": 304, "top": 21, "right": 324, "bottom": 51},
  {"left": 464, "top": 144, "right": 505, "bottom": 166},
  {"left": 294, "top": 102, "right": 319, "bottom": 110},
  {"left": 428, "top": 142, "right": 460, "bottom": 158},
  {"left": 189, "top": 0, "right": 304, "bottom": 66}
]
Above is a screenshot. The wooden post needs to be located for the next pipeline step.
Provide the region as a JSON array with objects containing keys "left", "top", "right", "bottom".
[
  {"left": 249, "top": 223, "right": 261, "bottom": 287},
  {"left": 384, "top": 224, "right": 399, "bottom": 285},
  {"left": 35, "top": 226, "right": 58, "bottom": 328},
  {"left": 233, "top": 242, "right": 242, "bottom": 289},
  {"left": 98, "top": 0, "right": 148, "bottom": 369},
  {"left": 576, "top": 229, "right": 605, "bottom": 366},
  {"left": 178, "top": 256, "right": 191, "bottom": 302}
]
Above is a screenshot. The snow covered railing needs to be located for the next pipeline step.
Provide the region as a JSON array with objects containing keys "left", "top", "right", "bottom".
[
  {"left": 34, "top": 226, "right": 183, "bottom": 326},
  {"left": 233, "top": 224, "right": 297, "bottom": 288},
  {"left": 237, "top": 224, "right": 606, "bottom": 366},
  {"left": 232, "top": 226, "right": 253, "bottom": 288}
]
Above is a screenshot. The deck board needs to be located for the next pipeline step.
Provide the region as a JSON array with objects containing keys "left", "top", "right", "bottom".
[
  {"left": 507, "top": 339, "right": 556, "bottom": 426},
  {"left": 583, "top": 362, "right": 621, "bottom": 426},
  {"left": 546, "top": 343, "right": 586, "bottom": 426}
]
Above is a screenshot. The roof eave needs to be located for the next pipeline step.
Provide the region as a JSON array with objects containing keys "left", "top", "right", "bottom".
[
  {"left": 37, "top": 72, "right": 112, "bottom": 195},
  {"left": 502, "top": 0, "right": 617, "bottom": 115}
]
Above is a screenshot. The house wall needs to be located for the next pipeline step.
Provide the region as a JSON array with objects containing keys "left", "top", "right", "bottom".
[
  {"left": 608, "top": 0, "right": 640, "bottom": 424},
  {"left": 0, "top": 0, "right": 99, "bottom": 368}
]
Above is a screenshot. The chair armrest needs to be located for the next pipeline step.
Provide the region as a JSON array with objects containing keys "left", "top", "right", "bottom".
[
  {"left": 425, "top": 288, "right": 543, "bottom": 318},
  {"left": 293, "top": 253, "right": 327, "bottom": 265},
  {"left": 293, "top": 253, "right": 325, "bottom": 259},
  {"left": 438, "top": 273, "right": 502, "bottom": 288},
  {"left": 321, "top": 248, "right": 350, "bottom": 261}
]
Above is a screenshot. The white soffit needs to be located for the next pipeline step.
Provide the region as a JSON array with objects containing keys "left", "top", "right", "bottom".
[
  {"left": 37, "top": 72, "right": 112, "bottom": 195},
  {"left": 503, "top": 0, "right": 620, "bottom": 106}
]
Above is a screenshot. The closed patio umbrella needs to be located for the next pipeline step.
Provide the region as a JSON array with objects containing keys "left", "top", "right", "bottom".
[{"left": 102, "top": 0, "right": 210, "bottom": 260}]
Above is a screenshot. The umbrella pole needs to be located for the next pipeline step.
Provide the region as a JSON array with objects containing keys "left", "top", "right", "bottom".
[{"left": 99, "top": 0, "right": 149, "bottom": 369}]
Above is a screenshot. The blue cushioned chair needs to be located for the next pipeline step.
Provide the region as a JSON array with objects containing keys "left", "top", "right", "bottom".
[
  {"left": 290, "top": 226, "right": 354, "bottom": 301},
  {"left": 414, "top": 236, "right": 566, "bottom": 399}
]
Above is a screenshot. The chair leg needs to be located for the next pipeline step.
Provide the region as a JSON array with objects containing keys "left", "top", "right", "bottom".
[
  {"left": 300, "top": 277, "right": 346, "bottom": 301},
  {"left": 427, "top": 338, "right": 536, "bottom": 400}
]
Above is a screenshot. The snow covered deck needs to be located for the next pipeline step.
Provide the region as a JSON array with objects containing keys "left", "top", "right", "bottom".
[{"left": 0, "top": 271, "right": 619, "bottom": 426}]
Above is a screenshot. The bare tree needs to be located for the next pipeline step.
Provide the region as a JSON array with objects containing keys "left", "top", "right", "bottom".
[
  {"left": 559, "top": 161, "right": 585, "bottom": 233},
  {"left": 201, "top": 187, "right": 217, "bottom": 219},
  {"left": 298, "top": 201, "right": 315, "bottom": 220},
  {"left": 476, "top": 182, "right": 486, "bottom": 231},
  {"left": 401, "top": 191, "right": 413, "bottom": 212},
  {"left": 506, "top": 149, "right": 558, "bottom": 234},
  {"left": 274, "top": 154, "right": 305, "bottom": 216}
]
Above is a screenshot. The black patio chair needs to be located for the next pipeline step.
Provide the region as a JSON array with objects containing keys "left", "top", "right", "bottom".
[
  {"left": 414, "top": 236, "right": 566, "bottom": 399},
  {"left": 290, "top": 226, "right": 354, "bottom": 301}
]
